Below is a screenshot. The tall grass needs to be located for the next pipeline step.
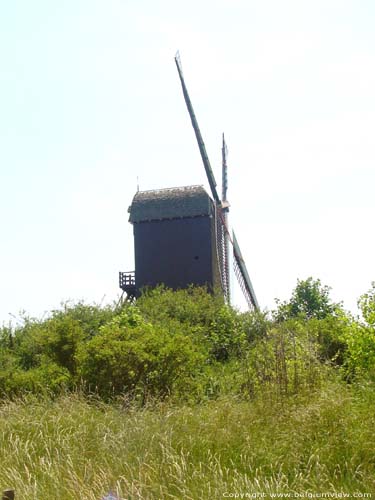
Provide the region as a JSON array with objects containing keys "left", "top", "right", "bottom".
[{"left": 0, "top": 379, "right": 374, "bottom": 499}]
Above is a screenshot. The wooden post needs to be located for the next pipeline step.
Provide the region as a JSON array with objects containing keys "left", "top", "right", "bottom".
[{"left": 2, "top": 490, "right": 15, "bottom": 500}]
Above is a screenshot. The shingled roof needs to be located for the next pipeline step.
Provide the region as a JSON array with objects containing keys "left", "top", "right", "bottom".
[{"left": 128, "top": 185, "right": 213, "bottom": 223}]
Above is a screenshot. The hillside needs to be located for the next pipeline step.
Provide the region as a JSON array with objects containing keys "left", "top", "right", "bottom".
[{"left": 0, "top": 280, "right": 374, "bottom": 498}]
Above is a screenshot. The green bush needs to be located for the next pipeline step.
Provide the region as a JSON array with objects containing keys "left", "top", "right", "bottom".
[
  {"left": 238, "top": 309, "right": 270, "bottom": 343},
  {"left": 0, "top": 359, "right": 71, "bottom": 396},
  {"left": 339, "top": 323, "right": 375, "bottom": 380},
  {"left": 136, "top": 286, "right": 248, "bottom": 362},
  {"left": 136, "top": 285, "right": 223, "bottom": 326},
  {"left": 306, "top": 314, "right": 349, "bottom": 366},
  {"left": 76, "top": 307, "right": 207, "bottom": 401},
  {"left": 240, "top": 319, "right": 326, "bottom": 397},
  {"left": 358, "top": 282, "right": 375, "bottom": 327},
  {"left": 207, "top": 305, "right": 245, "bottom": 360},
  {"left": 13, "top": 315, "right": 84, "bottom": 375},
  {"left": 1, "top": 282, "right": 375, "bottom": 402}
]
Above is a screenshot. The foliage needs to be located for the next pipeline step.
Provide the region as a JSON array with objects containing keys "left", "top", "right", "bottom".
[
  {"left": 358, "top": 281, "right": 375, "bottom": 327},
  {"left": 76, "top": 306, "right": 207, "bottom": 401},
  {"left": 137, "top": 286, "right": 248, "bottom": 362},
  {"left": 339, "top": 321, "right": 375, "bottom": 381},
  {"left": 239, "top": 309, "right": 270, "bottom": 343},
  {"left": 1, "top": 282, "right": 375, "bottom": 497},
  {"left": 306, "top": 313, "right": 350, "bottom": 366},
  {"left": 204, "top": 304, "right": 244, "bottom": 360},
  {"left": 7, "top": 361, "right": 72, "bottom": 395},
  {"left": 0, "top": 325, "right": 13, "bottom": 349},
  {"left": 275, "top": 277, "right": 340, "bottom": 321},
  {"left": 341, "top": 283, "right": 375, "bottom": 380},
  {"left": 0, "top": 302, "right": 116, "bottom": 396},
  {"left": 240, "top": 318, "right": 325, "bottom": 398},
  {"left": 0, "top": 281, "right": 375, "bottom": 400},
  {"left": 136, "top": 285, "right": 224, "bottom": 326}
]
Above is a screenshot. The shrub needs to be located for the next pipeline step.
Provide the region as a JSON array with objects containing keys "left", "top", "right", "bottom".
[
  {"left": 136, "top": 285, "right": 224, "bottom": 327},
  {"left": 14, "top": 315, "right": 84, "bottom": 375},
  {"left": 358, "top": 282, "right": 375, "bottom": 327},
  {"left": 238, "top": 309, "right": 270, "bottom": 343},
  {"left": 136, "top": 286, "right": 247, "bottom": 363},
  {"left": 339, "top": 322, "right": 375, "bottom": 381},
  {"left": 307, "top": 314, "right": 349, "bottom": 366},
  {"left": 240, "top": 319, "right": 325, "bottom": 398},
  {"left": 208, "top": 305, "right": 245, "bottom": 361},
  {"left": 76, "top": 307, "right": 207, "bottom": 401},
  {"left": 0, "top": 359, "right": 72, "bottom": 396}
]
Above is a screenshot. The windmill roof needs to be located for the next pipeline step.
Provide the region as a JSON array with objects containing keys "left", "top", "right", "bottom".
[{"left": 128, "top": 185, "right": 213, "bottom": 223}]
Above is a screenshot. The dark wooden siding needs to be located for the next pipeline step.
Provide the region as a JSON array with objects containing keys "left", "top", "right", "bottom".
[{"left": 133, "top": 216, "right": 217, "bottom": 292}]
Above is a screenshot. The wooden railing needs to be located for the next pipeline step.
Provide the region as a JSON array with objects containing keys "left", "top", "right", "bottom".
[{"left": 119, "top": 271, "right": 135, "bottom": 290}]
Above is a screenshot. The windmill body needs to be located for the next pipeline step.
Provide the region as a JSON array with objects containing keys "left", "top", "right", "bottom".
[{"left": 127, "top": 185, "right": 222, "bottom": 294}]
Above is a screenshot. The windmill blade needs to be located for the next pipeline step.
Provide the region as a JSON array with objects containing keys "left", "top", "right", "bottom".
[
  {"left": 174, "top": 52, "right": 220, "bottom": 204},
  {"left": 232, "top": 231, "right": 259, "bottom": 310},
  {"left": 222, "top": 133, "right": 229, "bottom": 204},
  {"left": 220, "top": 134, "right": 230, "bottom": 303},
  {"left": 216, "top": 208, "right": 259, "bottom": 310},
  {"left": 175, "top": 53, "right": 258, "bottom": 310}
]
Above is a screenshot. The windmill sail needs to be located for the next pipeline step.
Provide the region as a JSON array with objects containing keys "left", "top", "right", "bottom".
[
  {"left": 175, "top": 52, "right": 259, "bottom": 310},
  {"left": 174, "top": 53, "right": 220, "bottom": 204},
  {"left": 232, "top": 232, "right": 259, "bottom": 310},
  {"left": 220, "top": 134, "right": 230, "bottom": 303}
]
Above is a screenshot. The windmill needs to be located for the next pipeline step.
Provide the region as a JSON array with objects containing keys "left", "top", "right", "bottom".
[
  {"left": 119, "top": 54, "right": 258, "bottom": 311},
  {"left": 174, "top": 53, "right": 258, "bottom": 310}
]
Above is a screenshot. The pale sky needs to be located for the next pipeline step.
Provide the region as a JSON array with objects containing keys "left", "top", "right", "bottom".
[{"left": 1, "top": 0, "right": 374, "bottom": 323}]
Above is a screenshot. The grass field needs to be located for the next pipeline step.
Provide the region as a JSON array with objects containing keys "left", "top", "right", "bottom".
[{"left": 0, "top": 379, "right": 374, "bottom": 499}]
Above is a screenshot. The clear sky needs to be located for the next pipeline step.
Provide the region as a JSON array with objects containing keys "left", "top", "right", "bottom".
[{"left": 1, "top": 0, "right": 374, "bottom": 323}]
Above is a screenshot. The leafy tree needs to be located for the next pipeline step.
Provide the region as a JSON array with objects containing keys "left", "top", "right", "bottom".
[
  {"left": 275, "top": 277, "right": 340, "bottom": 321},
  {"left": 358, "top": 282, "right": 375, "bottom": 327}
]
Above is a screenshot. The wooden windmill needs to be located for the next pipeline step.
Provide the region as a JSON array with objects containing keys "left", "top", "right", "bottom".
[{"left": 119, "top": 54, "right": 259, "bottom": 310}]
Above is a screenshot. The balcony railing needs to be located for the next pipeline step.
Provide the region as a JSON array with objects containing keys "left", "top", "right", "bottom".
[{"left": 119, "top": 271, "right": 136, "bottom": 300}]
